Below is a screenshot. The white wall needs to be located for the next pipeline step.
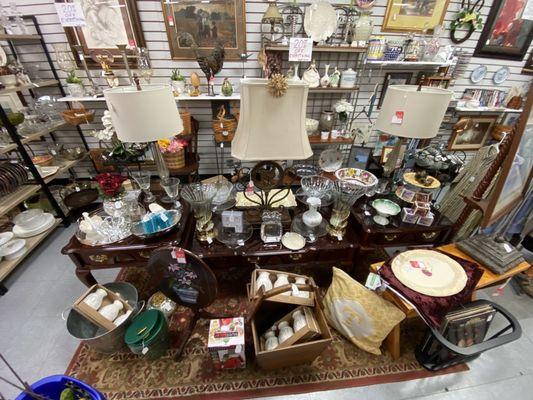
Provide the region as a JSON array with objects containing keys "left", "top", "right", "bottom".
[{"left": 7, "top": 0, "right": 533, "bottom": 177}]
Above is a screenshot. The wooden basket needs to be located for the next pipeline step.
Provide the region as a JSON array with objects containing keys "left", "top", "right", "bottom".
[
  {"left": 62, "top": 108, "right": 95, "bottom": 125},
  {"left": 180, "top": 111, "right": 192, "bottom": 135},
  {"left": 163, "top": 148, "right": 185, "bottom": 172}
]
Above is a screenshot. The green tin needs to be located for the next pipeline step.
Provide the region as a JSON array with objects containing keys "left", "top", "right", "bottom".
[{"left": 125, "top": 309, "right": 169, "bottom": 359}]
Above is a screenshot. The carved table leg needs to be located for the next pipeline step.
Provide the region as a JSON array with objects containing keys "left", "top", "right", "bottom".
[
  {"left": 384, "top": 324, "right": 401, "bottom": 360},
  {"left": 76, "top": 268, "right": 97, "bottom": 287}
]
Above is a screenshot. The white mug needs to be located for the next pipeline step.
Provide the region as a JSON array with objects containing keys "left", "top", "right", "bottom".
[{"left": 321, "top": 131, "right": 330, "bottom": 140}]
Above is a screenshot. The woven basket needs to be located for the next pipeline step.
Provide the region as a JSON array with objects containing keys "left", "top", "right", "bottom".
[
  {"left": 61, "top": 108, "right": 95, "bottom": 125},
  {"left": 163, "top": 149, "right": 185, "bottom": 172},
  {"left": 212, "top": 117, "right": 238, "bottom": 142},
  {"left": 180, "top": 111, "right": 192, "bottom": 135}
]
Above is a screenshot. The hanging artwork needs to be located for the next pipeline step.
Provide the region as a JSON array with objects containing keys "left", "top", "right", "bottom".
[
  {"left": 63, "top": 0, "right": 145, "bottom": 68},
  {"left": 449, "top": 116, "right": 498, "bottom": 151},
  {"left": 474, "top": 0, "right": 533, "bottom": 60},
  {"left": 378, "top": 72, "right": 412, "bottom": 109},
  {"left": 382, "top": 0, "right": 450, "bottom": 33},
  {"left": 449, "top": 0, "right": 484, "bottom": 44},
  {"left": 161, "top": 0, "right": 246, "bottom": 60}
]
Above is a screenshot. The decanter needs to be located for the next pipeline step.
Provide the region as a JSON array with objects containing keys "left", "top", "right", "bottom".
[
  {"left": 302, "top": 197, "right": 322, "bottom": 228},
  {"left": 98, "top": 300, "right": 124, "bottom": 321},
  {"left": 83, "top": 288, "right": 107, "bottom": 310}
]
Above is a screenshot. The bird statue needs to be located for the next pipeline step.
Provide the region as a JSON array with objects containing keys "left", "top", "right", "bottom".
[{"left": 178, "top": 32, "right": 225, "bottom": 96}]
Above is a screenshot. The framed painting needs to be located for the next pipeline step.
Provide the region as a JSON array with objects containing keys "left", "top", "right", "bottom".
[
  {"left": 347, "top": 146, "right": 372, "bottom": 169},
  {"left": 448, "top": 116, "right": 498, "bottom": 151},
  {"left": 522, "top": 52, "right": 533, "bottom": 75},
  {"left": 382, "top": 0, "right": 450, "bottom": 33},
  {"left": 481, "top": 89, "right": 533, "bottom": 226},
  {"left": 378, "top": 72, "right": 412, "bottom": 109},
  {"left": 62, "top": 0, "right": 146, "bottom": 68},
  {"left": 474, "top": 0, "right": 533, "bottom": 61},
  {"left": 161, "top": 0, "right": 246, "bottom": 60}
]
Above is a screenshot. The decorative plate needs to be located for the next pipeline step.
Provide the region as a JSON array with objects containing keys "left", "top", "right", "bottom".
[
  {"left": 281, "top": 232, "right": 306, "bottom": 251},
  {"left": 470, "top": 65, "right": 487, "bottom": 83},
  {"left": 335, "top": 168, "right": 378, "bottom": 188},
  {"left": 318, "top": 148, "right": 343, "bottom": 172},
  {"left": 37, "top": 166, "right": 59, "bottom": 179},
  {"left": 391, "top": 250, "right": 468, "bottom": 297},
  {"left": 13, "top": 213, "right": 56, "bottom": 238},
  {"left": 304, "top": 1, "right": 338, "bottom": 42},
  {"left": 0, "top": 46, "right": 7, "bottom": 67},
  {"left": 403, "top": 172, "right": 440, "bottom": 189},
  {"left": 493, "top": 67, "right": 510, "bottom": 84}
]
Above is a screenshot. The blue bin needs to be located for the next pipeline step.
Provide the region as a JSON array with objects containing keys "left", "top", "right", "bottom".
[{"left": 15, "top": 375, "right": 105, "bottom": 400}]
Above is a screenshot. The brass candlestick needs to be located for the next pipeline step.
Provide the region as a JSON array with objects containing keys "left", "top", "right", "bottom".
[{"left": 93, "top": 51, "right": 119, "bottom": 88}]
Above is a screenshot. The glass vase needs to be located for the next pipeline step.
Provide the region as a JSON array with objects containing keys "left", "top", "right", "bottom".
[
  {"left": 351, "top": 11, "right": 373, "bottom": 47},
  {"left": 327, "top": 181, "right": 366, "bottom": 240},
  {"left": 181, "top": 183, "right": 217, "bottom": 243}
]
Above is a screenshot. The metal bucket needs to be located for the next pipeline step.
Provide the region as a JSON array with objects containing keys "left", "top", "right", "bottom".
[{"left": 66, "top": 282, "right": 141, "bottom": 353}]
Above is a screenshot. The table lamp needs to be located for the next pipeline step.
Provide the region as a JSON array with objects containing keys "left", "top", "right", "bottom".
[
  {"left": 375, "top": 85, "right": 453, "bottom": 177},
  {"left": 103, "top": 84, "right": 183, "bottom": 181},
  {"left": 232, "top": 78, "right": 312, "bottom": 208}
]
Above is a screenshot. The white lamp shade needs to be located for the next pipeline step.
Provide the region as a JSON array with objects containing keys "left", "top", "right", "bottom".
[
  {"left": 231, "top": 78, "right": 313, "bottom": 161},
  {"left": 103, "top": 85, "right": 183, "bottom": 143},
  {"left": 375, "top": 85, "right": 453, "bottom": 139}
]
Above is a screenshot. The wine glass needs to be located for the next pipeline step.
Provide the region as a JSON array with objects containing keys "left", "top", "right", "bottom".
[
  {"left": 161, "top": 177, "right": 181, "bottom": 209},
  {"left": 131, "top": 170, "right": 155, "bottom": 203}
]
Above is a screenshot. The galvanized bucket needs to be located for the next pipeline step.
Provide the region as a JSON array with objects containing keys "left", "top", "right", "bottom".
[{"left": 65, "top": 282, "right": 142, "bottom": 353}]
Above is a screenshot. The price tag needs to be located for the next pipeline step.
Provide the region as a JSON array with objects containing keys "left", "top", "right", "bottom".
[
  {"left": 391, "top": 111, "right": 404, "bottom": 125},
  {"left": 503, "top": 243, "right": 513, "bottom": 253},
  {"left": 365, "top": 272, "right": 381, "bottom": 290},
  {"left": 336, "top": 233, "right": 343, "bottom": 241},
  {"left": 207, "top": 237, "right": 213, "bottom": 244},
  {"left": 50, "top": 149, "right": 57, "bottom": 156},
  {"left": 171, "top": 247, "right": 187, "bottom": 264},
  {"left": 237, "top": 239, "right": 245, "bottom": 247},
  {"left": 168, "top": 15, "right": 175, "bottom": 26},
  {"left": 160, "top": 212, "right": 169, "bottom": 222},
  {"left": 141, "top": 346, "right": 149, "bottom": 355},
  {"left": 246, "top": 181, "right": 254, "bottom": 195},
  {"left": 55, "top": 2, "right": 86, "bottom": 27},
  {"left": 289, "top": 37, "right": 313, "bottom": 62}
]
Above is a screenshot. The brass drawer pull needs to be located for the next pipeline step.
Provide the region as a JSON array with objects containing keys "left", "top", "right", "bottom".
[
  {"left": 247, "top": 256, "right": 260, "bottom": 263},
  {"left": 422, "top": 232, "right": 438, "bottom": 240},
  {"left": 139, "top": 250, "right": 151, "bottom": 259},
  {"left": 384, "top": 234, "right": 398, "bottom": 242},
  {"left": 89, "top": 254, "right": 108, "bottom": 263},
  {"left": 289, "top": 253, "right": 303, "bottom": 261}
]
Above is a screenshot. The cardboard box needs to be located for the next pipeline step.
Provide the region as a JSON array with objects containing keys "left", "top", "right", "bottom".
[
  {"left": 73, "top": 284, "right": 133, "bottom": 331},
  {"left": 250, "top": 269, "right": 315, "bottom": 307},
  {"left": 207, "top": 317, "right": 246, "bottom": 370},
  {"left": 251, "top": 302, "right": 332, "bottom": 370},
  {"left": 414, "top": 201, "right": 431, "bottom": 217},
  {"left": 401, "top": 207, "right": 418, "bottom": 224},
  {"left": 417, "top": 211, "right": 435, "bottom": 226}
]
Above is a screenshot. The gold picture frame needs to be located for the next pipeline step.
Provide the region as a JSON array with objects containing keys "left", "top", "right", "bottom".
[{"left": 382, "top": 0, "right": 450, "bottom": 33}]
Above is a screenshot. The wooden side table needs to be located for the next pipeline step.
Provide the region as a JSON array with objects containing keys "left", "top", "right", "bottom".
[{"left": 370, "top": 243, "right": 531, "bottom": 359}]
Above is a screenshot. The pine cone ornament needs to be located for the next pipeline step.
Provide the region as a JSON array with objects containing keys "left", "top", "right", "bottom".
[{"left": 267, "top": 73, "right": 288, "bottom": 98}]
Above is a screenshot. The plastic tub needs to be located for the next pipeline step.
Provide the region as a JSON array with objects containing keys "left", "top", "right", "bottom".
[{"left": 15, "top": 375, "right": 104, "bottom": 400}]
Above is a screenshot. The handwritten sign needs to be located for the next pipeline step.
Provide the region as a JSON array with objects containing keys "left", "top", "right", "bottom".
[
  {"left": 55, "top": 2, "right": 86, "bottom": 27},
  {"left": 289, "top": 38, "right": 313, "bottom": 62}
]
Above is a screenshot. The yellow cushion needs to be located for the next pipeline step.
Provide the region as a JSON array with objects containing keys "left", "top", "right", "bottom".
[{"left": 323, "top": 267, "right": 406, "bottom": 355}]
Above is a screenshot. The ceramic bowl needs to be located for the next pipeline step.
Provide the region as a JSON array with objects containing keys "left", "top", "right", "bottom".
[
  {"left": 0, "top": 231, "right": 13, "bottom": 247},
  {"left": 318, "top": 148, "right": 343, "bottom": 172},
  {"left": 335, "top": 168, "right": 378, "bottom": 189},
  {"left": 0, "top": 238, "right": 26, "bottom": 260},
  {"left": 305, "top": 118, "right": 319, "bottom": 135},
  {"left": 281, "top": 232, "right": 306, "bottom": 251},
  {"left": 371, "top": 199, "right": 401, "bottom": 226},
  {"left": 13, "top": 209, "right": 46, "bottom": 231}
]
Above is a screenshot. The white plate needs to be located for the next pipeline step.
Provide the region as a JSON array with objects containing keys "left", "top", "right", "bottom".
[
  {"left": 37, "top": 165, "right": 59, "bottom": 178},
  {"left": 0, "top": 46, "right": 6, "bottom": 67},
  {"left": 304, "top": 1, "right": 338, "bottom": 42},
  {"left": 0, "top": 231, "right": 13, "bottom": 246},
  {"left": 318, "top": 148, "right": 343, "bottom": 172},
  {"left": 281, "top": 232, "right": 306, "bottom": 251},
  {"left": 13, "top": 213, "right": 55, "bottom": 238},
  {"left": 0, "top": 238, "right": 26, "bottom": 260},
  {"left": 493, "top": 66, "right": 510, "bottom": 84},
  {"left": 470, "top": 65, "right": 487, "bottom": 83}
]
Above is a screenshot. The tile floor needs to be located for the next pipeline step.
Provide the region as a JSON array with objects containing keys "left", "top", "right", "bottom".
[{"left": 0, "top": 225, "right": 532, "bottom": 400}]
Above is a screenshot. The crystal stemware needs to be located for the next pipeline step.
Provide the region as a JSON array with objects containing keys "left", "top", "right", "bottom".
[
  {"left": 181, "top": 183, "right": 217, "bottom": 243},
  {"left": 300, "top": 175, "right": 333, "bottom": 200},
  {"left": 327, "top": 180, "right": 367, "bottom": 240},
  {"left": 131, "top": 170, "right": 155, "bottom": 203},
  {"left": 161, "top": 177, "right": 181, "bottom": 208}
]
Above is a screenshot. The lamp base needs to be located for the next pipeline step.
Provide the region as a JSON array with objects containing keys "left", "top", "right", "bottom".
[{"left": 149, "top": 141, "right": 169, "bottom": 181}]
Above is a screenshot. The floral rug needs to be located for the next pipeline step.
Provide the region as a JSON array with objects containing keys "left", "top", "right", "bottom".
[{"left": 66, "top": 267, "right": 467, "bottom": 400}]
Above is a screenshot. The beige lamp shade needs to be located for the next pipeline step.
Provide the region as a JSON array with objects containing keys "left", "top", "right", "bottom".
[
  {"left": 232, "top": 78, "right": 313, "bottom": 161},
  {"left": 103, "top": 85, "right": 183, "bottom": 143},
  {"left": 375, "top": 85, "right": 453, "bottom": 139}
]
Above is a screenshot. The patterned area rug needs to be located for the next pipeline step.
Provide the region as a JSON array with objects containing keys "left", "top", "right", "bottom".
[{"left": 66, "top": 267, "right": 467, "bottom": 400}]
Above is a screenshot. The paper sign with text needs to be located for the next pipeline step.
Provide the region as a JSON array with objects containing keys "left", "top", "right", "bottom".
[
  {"left": 289, "top": 38, "right": 313, "bottom": 62},
  {"left": 55, "top": 2, "right": 86, "bottom": 27}
]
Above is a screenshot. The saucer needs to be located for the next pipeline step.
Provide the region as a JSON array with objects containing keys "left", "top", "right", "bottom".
[
  {"left": 281, "top": 232, "right": 306, "bottom": 250},
  {"left": 13, "top": 213, "right": 56, "bottom": 238}
]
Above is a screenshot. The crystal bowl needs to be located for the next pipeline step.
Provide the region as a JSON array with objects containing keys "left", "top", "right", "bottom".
[
  {"left": 181, "top": 183, "right": 217, "bottom": 204},
  {"left": 301, "top": 175, "right": 333, "bottom": 198}
]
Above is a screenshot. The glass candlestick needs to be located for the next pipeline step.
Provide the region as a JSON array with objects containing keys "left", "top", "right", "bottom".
[{"left": 181, "top": 183, "right": 217, "bottom": 243}]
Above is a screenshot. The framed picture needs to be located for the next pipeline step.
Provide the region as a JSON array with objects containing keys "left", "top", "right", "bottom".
[
  {"left": 63, "top": 0, "right": 146, "bottom": 68},
  {"left": 347, "top": 146, "right": 372, "bottom": 169},
  {"left": 0, "top": 94, "right": 24, "bottom": 113},
  {"left": 378, "top": 72, "right": 413, "bottom": 109},
  {"left": 481, "top": 90, "right": 533, "bottom": 226},
  {"left": 381, "top": 146, "right": 394, "bottom": 163},
  {"left": 474, "top": 0, "right": 533, "bottom": 61},
  {"left": 448, "top": 116, "right": 498, "bottom": 151},
  {"left": 161, "top": 0, "right": 246, "bottom": 60},
  {"left": 382, "top": 0, "right": 450, "bottom": 33},
  {"left": 503, "top": 113, "right": 520, "bottom": 127},
  {"left": 522, "top": 52, "right": 533, "bottom": 75}
]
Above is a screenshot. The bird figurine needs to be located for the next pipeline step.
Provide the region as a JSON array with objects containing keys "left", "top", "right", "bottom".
[{"left": 178, "top": 32, "right": 225, "bottom": 96}]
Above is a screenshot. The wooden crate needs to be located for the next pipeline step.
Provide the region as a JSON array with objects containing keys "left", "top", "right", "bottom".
[
  {"left": 73, "top": 284, "right": 133, "bottom": 331},
  {"left": 251, "top": 302, "right": 332, "bottom": 370},
  {"left": 250, "top": 269, "right": 315, "bottom": 307}
]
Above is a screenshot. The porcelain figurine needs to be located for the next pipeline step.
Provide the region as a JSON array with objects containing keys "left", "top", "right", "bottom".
[
  {"left": 98, "top": 299, "right": 124, "bottom": 321},
  {"left": 256, "top": 271, "right": 273, "bottom": 293},
  {"left": 278, "top": 321, "right": 295, "bottom": 343},
  {"left": 302, "top": 60, "right": 320, "bottom": 88},
  {"left": 83, "top": 288, "right": 107, "bottom": 310},
  {"left": 221, "top": 77, "right": 233, "bottom": 96},
  {"left": 294, "top": 276, "right": 310, "bottom": 298},
  {"left": 273, "top": 273, "right": 290, "bottom": 295},
  {"left": 302, "top": 197, "right": 323, "bottom": 228},
  {"left": 113, "top": 309, "right": 132, "bottom": 326},
  {"left": 264, "top": 330, "right": 279, "bottom": 351},
  {"left": 320, "top": 64, "right": 331, "bottom": 88},
  {"left": 189, "top": 72, "right": 201, "bottom": 96},
  {"left": 292, "top": 309, "right": 307, "bottom": 332},
  {"left": 330, "top": 67, "right": 341, "bottom": 87}
]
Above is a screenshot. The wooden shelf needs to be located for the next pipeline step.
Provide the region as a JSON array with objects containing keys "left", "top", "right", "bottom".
[
  {"left": 0, "top": 121, "right": 68, "bottom": 155},
  {"left": 43, "top": 155, "right": 87, "bottom": 183},
  {"left": 309, "top": 87, "right": 358, "bottom": 93},
  {"left": 0, "top": 79, "right": 58, "bottom": 95},
  {"left": 365, "top": 60, "right": 451, "bottom": 67},
  {"left": 265, "top": 45, "right": 367, "bottom": 53},
  {"left": 0, "top": 185, "right": 41, "bottom": 218},
  {"left": 59, "top": 93, "right": 242, "bottom": 102},
  {"left": 0, "top": 33, "right": 41, "bottom": 41},
  {"left": 308, "top": 135, "right": 354, "bottom": 144},
  {"left": 0, "top": 218, "right": 61, "bottom": 282}
]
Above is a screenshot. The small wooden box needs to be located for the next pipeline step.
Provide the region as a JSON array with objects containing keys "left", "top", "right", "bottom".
[
  {"left": 260, "top": 305, "right": 320, "bottom": 350},
  {"left": 250, "top": 269, "right": 315, "bottom": 307},
  {"left": 251, "top": 302, "right": 332, "bottom": 370},
  {"left": 73, "top": 284, "right": 133, "bottom": 331}
]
